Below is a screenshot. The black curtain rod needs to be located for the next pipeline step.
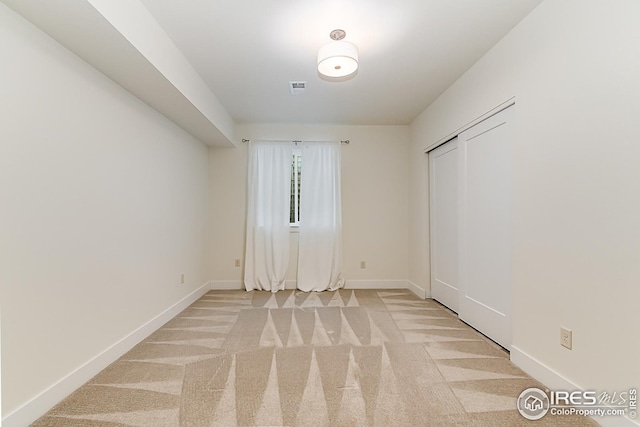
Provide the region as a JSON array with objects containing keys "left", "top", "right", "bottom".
[{"left": 241, "top": 138, "right": 350, "bottom": 144}]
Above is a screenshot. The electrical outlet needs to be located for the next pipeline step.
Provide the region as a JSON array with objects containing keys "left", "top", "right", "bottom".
[
  {"left": 180, "top": 274, "right": 185, "bottom": 284},
  {"left": 560, "top": 327, "right": 572, "bottom": 349},
  {"left": 234, "top": 259, "right": 241, "bottom": 268},
  {"left": 360, "top": 261, "right": 366, "bottom": 269}
]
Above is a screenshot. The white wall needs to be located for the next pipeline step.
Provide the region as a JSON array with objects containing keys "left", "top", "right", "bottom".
[
  {"left": 410, "top": 0, "right": 640, "bottom": 405},
  {"left": 0, "top": 3, "right": 209, "bottom": 420},
  {"left": 209, "top": 124, "right": 410, "bottom": 287}
]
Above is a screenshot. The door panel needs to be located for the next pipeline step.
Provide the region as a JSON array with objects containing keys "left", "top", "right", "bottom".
[
  {"left": 458, "top": 106, "right": 513, "bottom": 348},
  {"left": 429, "top": 139, "right": 459, "bottom": 312}
]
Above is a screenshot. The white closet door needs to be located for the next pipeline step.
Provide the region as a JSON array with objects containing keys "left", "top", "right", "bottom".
[
  {"left": 429, "top": 138, "right": 459, "bottom": 312},
  {"left": 458, "top": 105, "right": 513, "bottom": 348}
]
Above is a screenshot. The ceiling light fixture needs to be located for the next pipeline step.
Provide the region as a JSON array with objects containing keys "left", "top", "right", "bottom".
[{"left": 317, "top": 29, "right": 359, "bottom": 79}]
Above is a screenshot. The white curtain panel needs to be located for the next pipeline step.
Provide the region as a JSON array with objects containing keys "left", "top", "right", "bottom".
[
  {"left": 297, "top": 141, "right": 345, "bottom": 292},
  {"left": 244, "top": 141, "right": 292, "bottom": 292}
]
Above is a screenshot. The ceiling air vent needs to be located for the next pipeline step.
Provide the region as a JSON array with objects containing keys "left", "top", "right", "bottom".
[{"left": 289, "top": 81, "right": 306, "bottom": 95}]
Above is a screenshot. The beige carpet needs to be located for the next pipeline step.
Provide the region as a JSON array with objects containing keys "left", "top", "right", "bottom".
[{"left": 32, "top": 290, "right": 598, "bottom": 426}]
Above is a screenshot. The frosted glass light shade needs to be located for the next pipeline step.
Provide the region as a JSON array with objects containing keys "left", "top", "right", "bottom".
[{"left": 317, "top": 40, "right": 359, "bottom": 78}]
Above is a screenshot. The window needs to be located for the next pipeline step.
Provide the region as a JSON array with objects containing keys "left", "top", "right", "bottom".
[{"left": 290, "top": 150, "right": 301, "bottom": 226}]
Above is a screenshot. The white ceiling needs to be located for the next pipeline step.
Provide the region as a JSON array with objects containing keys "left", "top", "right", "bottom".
[
  {"left": 3, "top": 0, "right": 543, "bottom": 144},
  {"left": 139, "top": 0, "right": 542, "bottom": 125}
]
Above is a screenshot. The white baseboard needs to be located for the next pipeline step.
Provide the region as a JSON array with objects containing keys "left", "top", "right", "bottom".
[
  {"left": 209, "top": 280, "right": 297, "bottom": 290},
  {"left": 344, "top": 279, "right": 408, "bottom": 289},
  {"left": 510, "top": 345, "right": 580, "bottom": 391},
  {"left": 511, "top": 346, "right": 639, "bottom": 427},
  {"left": 3, "top": 282, "right": 212, "bottom": 427},
  {"left": 407, "top": 281, "right": 427, "bottom": 299},
  {"left": 209, "top": 280, "right": 243, "bottom": 290},
  {"left": 210, "top": 279, "right": 413, "bottom": 291}
]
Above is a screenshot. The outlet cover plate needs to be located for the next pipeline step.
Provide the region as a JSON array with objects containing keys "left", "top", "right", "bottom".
[{"left": 561, "top": 327, "right": 572, "bottom": 349}]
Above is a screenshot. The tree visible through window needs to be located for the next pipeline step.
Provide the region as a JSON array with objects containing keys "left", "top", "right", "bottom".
[{"left": 290, "top": 152, "right": 302, "bottom": 225}]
